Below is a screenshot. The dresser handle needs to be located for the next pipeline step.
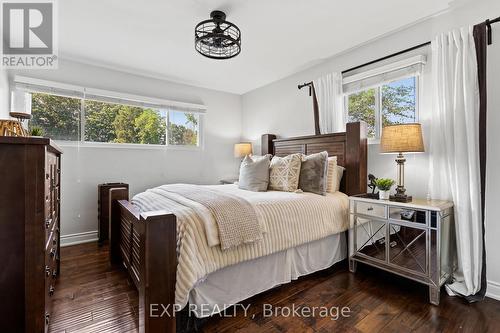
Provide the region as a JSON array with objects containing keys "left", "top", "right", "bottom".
[
  {"left": 367, "top": 207, "right": 374, "bottom": 211},
  {"left": 45, "top": 218, "right": 52, "bottom": 228},
  {"left": 52, "top": 269, "right": 58, "bottom": 278},
  {"left": 45, "top": 313, "right": 50, "bottom": 325},
  {"left": 45, "top": 265, "right": 51, "bottom": 277},
  {"left": 49, "top": 285, "right": 55, "bottom": 296}
]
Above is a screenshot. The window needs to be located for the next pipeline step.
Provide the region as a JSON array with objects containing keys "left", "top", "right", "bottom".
[
  {"left": 16, "top": 77, "right": 204, "bottom": 147},
  {"left": 346, "top": 76, "right": 417, "bottom": 138},
  {"left": 167, "top": 110, "right": 199, "bottom": 146},
  {"left": 31, "top": 93, "right": 81, "bottom": 141},
  {"left": 83, "top": 99, "right": 168, "bottom": 145},
  {"left": 343, "top": 55, "right": 424, "bottom": 139}
]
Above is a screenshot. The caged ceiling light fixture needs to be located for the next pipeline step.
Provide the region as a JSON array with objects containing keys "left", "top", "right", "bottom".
[{"left": 195, "top": 10, "right": 241, "bottom": 60}]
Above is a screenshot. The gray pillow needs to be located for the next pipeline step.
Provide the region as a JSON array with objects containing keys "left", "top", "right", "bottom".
[
  {"left": 298, "top": 151, "right": 328, "bottom": 195},
  {"left": 238, "top": 155, "right": 270, "bottom": 191}
]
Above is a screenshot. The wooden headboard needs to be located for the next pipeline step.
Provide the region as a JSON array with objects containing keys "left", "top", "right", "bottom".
[{"left": 261, "top": 122, "right": 367, "bottom": 196}]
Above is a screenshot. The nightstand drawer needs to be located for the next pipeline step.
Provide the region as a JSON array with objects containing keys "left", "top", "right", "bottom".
[{"left": 356, "top": 201, "right": 386, "bottom": 218}]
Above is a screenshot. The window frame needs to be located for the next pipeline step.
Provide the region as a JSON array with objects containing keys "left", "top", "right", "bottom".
[
  {"left": 14, "top": 76, "right": 205, "bottom": 150},
  {"left": 344, "top": 74, "right": 420, "bottom": 143}
]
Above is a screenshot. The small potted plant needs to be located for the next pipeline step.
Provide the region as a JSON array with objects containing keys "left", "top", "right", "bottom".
[
  {"left": 29, "top": 126, "right": 44, "bottom": 137},
  {"left": 375, "top": 178, "right": 395, "bottom": 200}
]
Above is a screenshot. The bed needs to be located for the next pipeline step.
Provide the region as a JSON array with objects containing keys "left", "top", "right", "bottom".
[{"left": 109, "top": 122, "right": 367, "bottom": 333}]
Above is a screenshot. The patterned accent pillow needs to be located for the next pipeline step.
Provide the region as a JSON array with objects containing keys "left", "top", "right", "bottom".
[
  {"left": 298, "top": 151, "right": 328, "bottom": 195},
  {"left": 269, "top": 153, "right": 302, "bottom": 192}
]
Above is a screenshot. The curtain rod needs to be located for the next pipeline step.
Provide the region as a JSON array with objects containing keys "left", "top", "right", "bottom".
[
  {"left": 342, "top": 15, "right": 500, "bottom": 75},
  {"left": 341, "top": 41, "right": 430, "bottom": 75}
]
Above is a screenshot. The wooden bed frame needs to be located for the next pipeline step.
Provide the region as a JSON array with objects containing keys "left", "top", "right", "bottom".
[{"left": 109, "top": 121, "right": 367, "bottom": 333}]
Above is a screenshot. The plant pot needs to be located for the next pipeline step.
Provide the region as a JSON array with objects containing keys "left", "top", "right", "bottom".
[{"left": 378, "top": 190, "right": 390, "bottom": 200}]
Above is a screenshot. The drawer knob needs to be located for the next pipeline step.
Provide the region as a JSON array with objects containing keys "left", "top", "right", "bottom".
[
  {"left": 45, "top": 265, "right": 51, "bottom": 277},
  {"left": 49, "top": 285, "right": 55, "bottom": 296},
  {"left": 52, "top": 269, "right": 58, "bottom": 278},
  {"left": 45, "top": 313, "right": 50, "bottom": 325},
  {"left": 367, "top": 207, "right": 374, "bottom": 211},
  {"left": 45, "top": 218, "right": 52, "bottom": 229},
  {"left": 50, "top": 248, "right": 56, "bottom": 257}
]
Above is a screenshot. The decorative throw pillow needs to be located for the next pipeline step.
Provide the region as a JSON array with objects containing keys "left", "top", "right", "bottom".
[
  {"left": 298, "top": 151, "right": 328, "bottom": 195},
  {"left": 335, "top": 165, "right": 345, "bottom": 192},
  {"left": 248, "top": 154, "right": 272, "bottom": 162},
  {"left": 326, "top": 156, "right": 338, "bottom": 193},
  {"left": 326, "top": 157, "right": 346, "bottom": 193},
  {"left": 238, "top": 155, "right": 270, "bottom": 192},
  {"left": 269, "top": 153, "right": 302, "bottom": 192}
]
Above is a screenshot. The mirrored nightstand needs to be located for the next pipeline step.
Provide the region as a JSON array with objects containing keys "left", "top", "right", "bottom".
[{"left": 348, "top": 195, "right": 455, "bottom": 305}]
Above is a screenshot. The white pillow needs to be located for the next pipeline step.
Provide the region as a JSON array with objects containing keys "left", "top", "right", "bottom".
[
  {"left": 326, "top": 157, "right": 345, "bottom": 193},
  {"left": 238, "top": 155, "right": 270, "bottom": 192},
  {"left": 249, "top": 154, "right": 272, "bottom": 162}
]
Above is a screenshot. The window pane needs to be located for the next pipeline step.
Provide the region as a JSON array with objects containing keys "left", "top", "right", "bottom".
[
  {"left": 31, "top": 93, "right": 80, "bottom": 141},
  {"left": 347, "top": 88, "right": 376, "bottom": 138},
  {"left": 382, "top": 77, "right": 416, "bottom": 126},
  {"left": 84, "top": 100, "right": 166, "bottom": 145},
  {"left": 167, "top": 111, "right": 199, "bottom": 146}
]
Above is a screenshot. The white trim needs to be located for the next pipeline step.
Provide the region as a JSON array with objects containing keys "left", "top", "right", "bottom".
[
  {"left": 14, "top": 75, "right": 83, "bottom": 93},
  {"left": 487, "top": 280, "right": 500, "bottom": 301},
  {"left": 13, "top": 75, "right": 207, "bottom": 111},
  {"left": 60, "top": 230, "right": 98, "bottom": 247},
  {"left": 55, "top": 140, "right": 202, "bottom": 151},
  {"left": 342, "top": 55, "right": 427, "bottom": 84}
]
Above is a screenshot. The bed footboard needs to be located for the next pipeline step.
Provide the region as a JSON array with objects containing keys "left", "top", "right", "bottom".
[{"left": 111, "top": 197, "right": 177, "bottom": 333}]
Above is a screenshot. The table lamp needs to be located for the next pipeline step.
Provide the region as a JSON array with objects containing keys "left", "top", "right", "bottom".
[
  {"left": 11, "top": 90, "right": 32, "bottom": 136},
  {"left": 234, "top": 142, "right": 253, "bottom": 159},
  {"left": 380, "top": 123, "right": 424, "bottom": 202}
]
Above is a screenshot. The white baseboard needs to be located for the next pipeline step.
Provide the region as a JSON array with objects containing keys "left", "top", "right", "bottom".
[
  {"left": 487, "top": 280, "right": 500, "bottom": 301},
  {"left": 60, "top": 230, "right": 98, "bottom": 247}
]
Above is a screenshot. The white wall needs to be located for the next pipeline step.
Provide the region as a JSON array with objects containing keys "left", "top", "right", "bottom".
[
  {"left": 0, "top": 69, "right": 9, "bottom": 119},
  {"left": 8, "top": 59, "right": 243, "bottom": 245},
  {"left": 241, "top": 0, "right": 500, "bottom": 299}
]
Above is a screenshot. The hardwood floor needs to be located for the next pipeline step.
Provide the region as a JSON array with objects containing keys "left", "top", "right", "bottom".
[{"left": 49, "top": 242, "right": 500, "bottom": 333}]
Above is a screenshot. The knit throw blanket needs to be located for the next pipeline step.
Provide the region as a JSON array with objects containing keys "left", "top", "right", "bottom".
[{"left": 153, "top": 184, "right": 262, "bottom": 250}]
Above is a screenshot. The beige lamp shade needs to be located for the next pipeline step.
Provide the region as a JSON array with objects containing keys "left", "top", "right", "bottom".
[
  {"left": 380, "top": 123, "right": 425, "bottom": 153},
  {"left": 234, "top": 142, "right": 253, "bottom": 158}
]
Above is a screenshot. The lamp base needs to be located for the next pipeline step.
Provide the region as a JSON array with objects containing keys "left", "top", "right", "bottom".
[{"left": 390, "top": 194, "right": 412, "bottom": 203}]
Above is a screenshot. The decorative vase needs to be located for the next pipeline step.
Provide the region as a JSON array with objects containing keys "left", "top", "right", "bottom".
[{"left": 379, "top": 190, "right": 390, "bottom": 200}]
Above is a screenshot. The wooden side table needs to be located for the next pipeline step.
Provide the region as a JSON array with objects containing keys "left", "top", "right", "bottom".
[{"left": 348, "top": 195, "right": 455, "bottom": 305}]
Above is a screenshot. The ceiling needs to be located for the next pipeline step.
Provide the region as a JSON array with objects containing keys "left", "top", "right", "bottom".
[{"left": 59, "top": 0, "right": 452, "bottom": 94}]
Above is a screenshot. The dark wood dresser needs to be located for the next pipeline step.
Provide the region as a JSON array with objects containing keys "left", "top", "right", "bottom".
[{"left": 0, "top": 136, "right": 62, "bottom": 332}]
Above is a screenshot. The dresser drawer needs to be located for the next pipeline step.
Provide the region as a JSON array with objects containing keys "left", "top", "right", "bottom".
[{"left": 356, "top": 201, "right": 387, "bottom": 219}]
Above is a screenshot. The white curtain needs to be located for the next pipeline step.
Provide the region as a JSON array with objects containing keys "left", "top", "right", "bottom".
[
  {"left": 428, "top": 26, "right": 483, "bottom": 297},
  {"left": 313, "top": 72, "right": 344, "bottom": 133}
]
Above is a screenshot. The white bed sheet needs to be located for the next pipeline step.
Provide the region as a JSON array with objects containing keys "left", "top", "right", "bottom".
[{"left": 188, "top": 233, "right": 347, "bottom": 318}]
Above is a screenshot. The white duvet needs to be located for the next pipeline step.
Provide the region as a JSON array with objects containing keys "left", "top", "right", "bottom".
[{"left": 132, "top": 184, "right": 349, "bottom": 307}]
